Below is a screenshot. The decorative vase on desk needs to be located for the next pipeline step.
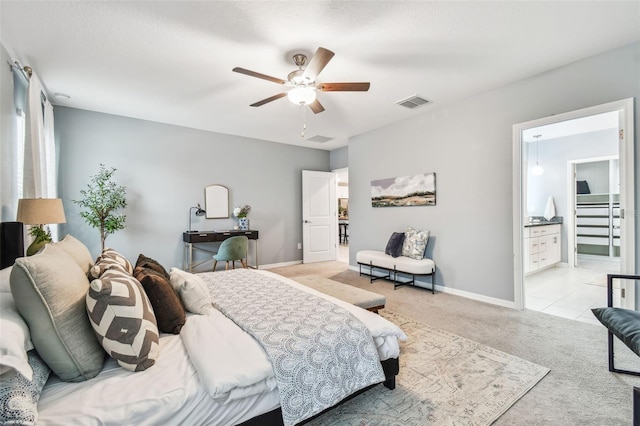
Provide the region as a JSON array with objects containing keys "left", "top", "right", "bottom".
[{"left": 238, "top": 218, "right": 249, "bottom": 231}]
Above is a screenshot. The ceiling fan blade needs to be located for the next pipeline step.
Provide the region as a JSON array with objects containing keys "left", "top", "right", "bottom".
[
  {"left": 308, "top": 99, "right": 325, "bottom": 114},
  {"left": 301, "top": 47, "right": 335, "bottom": 80},
  {"left": 317, "top": 82, "right": 371, "bottom": 92},
  {"left": 250, "top": 93, "right": 287, "bottom": 107},
  {"left": 233, "top": 67, "right": 286, "bottom": 85}
]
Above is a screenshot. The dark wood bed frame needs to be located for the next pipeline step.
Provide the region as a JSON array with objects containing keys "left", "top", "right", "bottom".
[{"left": 239, "top": 357, "right": 399, "bottom": 426}]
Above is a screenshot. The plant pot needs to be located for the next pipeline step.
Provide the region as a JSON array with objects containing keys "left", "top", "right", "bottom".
[{"left": 238, "top": 218, "right": 249, "bottom": 231}]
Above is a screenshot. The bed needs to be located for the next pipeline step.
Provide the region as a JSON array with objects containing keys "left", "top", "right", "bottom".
[{"left": 0, "top": 233, "right": 406, "bottom": 426}]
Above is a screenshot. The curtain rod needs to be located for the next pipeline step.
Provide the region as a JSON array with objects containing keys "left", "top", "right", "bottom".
[{"left": 6, "top": 60, "right": 32, "bottom": 80}]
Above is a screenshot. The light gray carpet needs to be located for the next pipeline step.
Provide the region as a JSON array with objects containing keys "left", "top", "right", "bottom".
[
  {"left": 306, "top": 310, "right": 549, "bottom": 426},
  {"left": 267, "top": 262, "right": 640, "bottom": 425}
]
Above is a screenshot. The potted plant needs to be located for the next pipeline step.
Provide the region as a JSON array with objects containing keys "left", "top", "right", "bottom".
[
  {"left": 233, "top": 205, "right": 251, "bottom": 230},
  {"left": 74, "top": 164, "right": 127, "bottom": 250}
]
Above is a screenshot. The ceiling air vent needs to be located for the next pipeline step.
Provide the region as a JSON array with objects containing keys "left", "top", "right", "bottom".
[
  {"left": 306, "top": 135, "right": 334, "bottom": 143},
  {"left": 395, "top": 94, "right": 431, "bottom": 109}
]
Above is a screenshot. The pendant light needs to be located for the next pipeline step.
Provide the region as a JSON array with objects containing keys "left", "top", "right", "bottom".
[{"left": 532, "top": 134, "right": 544, "bottom": 176}]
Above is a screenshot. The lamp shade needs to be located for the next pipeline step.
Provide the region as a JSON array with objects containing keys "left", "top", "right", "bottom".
[
  {"left": 288, "top": 86, "right": 316, "bottom": 105},
  {"left": 17, "top": 198, "right": 66, "bottom": 225}
]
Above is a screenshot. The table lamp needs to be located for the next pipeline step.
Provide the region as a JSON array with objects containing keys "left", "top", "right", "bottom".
[
  {"left": 17, "top": 198, "right": 67, "bottom": 256},
  {"left": 187, "top": 203, "right": 206, "bottom": 233}
]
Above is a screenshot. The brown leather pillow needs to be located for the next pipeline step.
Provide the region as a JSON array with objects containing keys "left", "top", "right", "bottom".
[
  {"left": 133, "top": 266, "right": 185, "bottom": 334},
  {"left": 136, "top": 254, "right": 170, "bottom": 280}
]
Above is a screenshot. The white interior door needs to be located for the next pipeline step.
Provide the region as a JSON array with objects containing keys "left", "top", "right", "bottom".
[{"left": 302, "top": 170, "right": 336, "bottom": 263}]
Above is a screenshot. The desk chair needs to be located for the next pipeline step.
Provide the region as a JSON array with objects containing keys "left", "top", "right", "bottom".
[{"left": 212, "top": 236, "right": 248, "bottom": 271}]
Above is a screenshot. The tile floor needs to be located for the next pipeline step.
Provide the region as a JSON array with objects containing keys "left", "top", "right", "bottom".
[{"left": 525, "top": 254, "right": 620, "bottom": 325}]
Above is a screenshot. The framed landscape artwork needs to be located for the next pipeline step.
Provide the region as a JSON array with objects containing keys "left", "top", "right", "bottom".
[{"left": 371, "top": 172, "right": 436, "bottom": 207}]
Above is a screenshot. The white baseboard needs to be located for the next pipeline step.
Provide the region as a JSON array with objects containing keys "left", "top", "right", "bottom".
[
  {"left": 260, "top": 260, "right": 303, "bottom": 269},
  {"left": 347, "top": 265, "right": 518, "bottom": 309}
]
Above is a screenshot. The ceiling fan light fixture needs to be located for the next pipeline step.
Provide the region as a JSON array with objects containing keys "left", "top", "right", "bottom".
[{"left": 288, "top": 86, "right": 316, "bottom": 105}]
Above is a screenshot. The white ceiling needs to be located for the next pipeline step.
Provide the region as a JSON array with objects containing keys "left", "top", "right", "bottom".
[{"left": 2, "top": 1, "right": 639, "bottom": 151}]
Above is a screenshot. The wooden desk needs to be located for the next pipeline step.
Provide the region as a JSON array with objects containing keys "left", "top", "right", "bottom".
[{"left": 183, "top": 230, "right": 259, "bottom": 272}]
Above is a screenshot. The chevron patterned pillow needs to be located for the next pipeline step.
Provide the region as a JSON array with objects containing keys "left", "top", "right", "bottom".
[
  {"left": 88, "top": 248, "right": 134, "bottom": 280},
  {"left": 86, "top": 268, "right": 160, "bottom": 371}
]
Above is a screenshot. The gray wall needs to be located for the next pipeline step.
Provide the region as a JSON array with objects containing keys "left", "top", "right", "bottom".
[
  {"left": 348, "top": 41, "right": 640, "bottom": 302},
  {"left": 55, "top": 107, "right": 329, "bottom": 269},
  {"left": 330, "top": 146, "right": 348, "bottom": 170},
  {"left": 526, "top": 129, "right": 618, "bottom": 262},
  {"left": 576, "top": 160, "right": 615, "bottom": 195}
]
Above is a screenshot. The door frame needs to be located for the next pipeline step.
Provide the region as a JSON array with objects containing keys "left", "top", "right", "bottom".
[
  {"left": 566, "top": 155, "right": 618, "bottom": 268},
  {"left": 512, "top": 98, "right": 635, "bottom": 310}
]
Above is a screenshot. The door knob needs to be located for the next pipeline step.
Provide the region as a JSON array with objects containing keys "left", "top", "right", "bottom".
[{"left": 304, "top": 220, "right": 312, "bottom": 223}]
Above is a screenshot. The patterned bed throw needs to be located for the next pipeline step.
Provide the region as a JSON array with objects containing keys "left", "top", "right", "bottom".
[{"left": 202, "top": 269, "right": 385, "bottom": 426}]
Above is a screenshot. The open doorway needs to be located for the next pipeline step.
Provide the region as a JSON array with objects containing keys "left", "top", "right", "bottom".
[
  {"left": 513, "top": 98, "right": 635, "bottom": 321},
  {"left": 334, "top": 167, "right": 349, "bottom": 263}
]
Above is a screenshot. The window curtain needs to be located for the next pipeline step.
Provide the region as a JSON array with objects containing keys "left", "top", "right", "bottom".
[
  {"left": 0, "top": 62, "right": 27, "bottom": 222},
  {"left": 22, "top": 70, "right": 59, "bottom": 240}
]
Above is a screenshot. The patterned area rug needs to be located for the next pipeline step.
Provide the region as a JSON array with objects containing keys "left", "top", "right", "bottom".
[{"left": 307, "top": 310, "right": 550, "bottom": 426}]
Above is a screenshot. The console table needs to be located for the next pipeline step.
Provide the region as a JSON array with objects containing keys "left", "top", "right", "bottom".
[{"left": 183, "top": 230, "right": 259, "bottom": 272}]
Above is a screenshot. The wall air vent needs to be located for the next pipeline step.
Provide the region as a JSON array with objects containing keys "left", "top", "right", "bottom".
[
  {"left": 306, "top": 135, "right": 334, "bottom": 143},
  {"left": 395, "top": 94, "right": 431, "bottom": 109}
]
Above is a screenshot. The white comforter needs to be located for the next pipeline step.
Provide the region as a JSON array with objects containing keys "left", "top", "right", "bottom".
[{"left": 180, "top": 270, "right": 406, "bottom": 404}]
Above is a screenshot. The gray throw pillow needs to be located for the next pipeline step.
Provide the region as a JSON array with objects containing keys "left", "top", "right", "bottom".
[
  {"left": 51, "top": 235, "right": 94, "bottom": 275},
  {"left": 10, "top": 245, "right": 105, "bottom": 382},
  {"left": 385, "top": 232, "right": 406, "bottom": 258}
]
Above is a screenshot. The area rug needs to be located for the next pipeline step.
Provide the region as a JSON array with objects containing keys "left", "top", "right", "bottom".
[{"left": 307, "top": 310, "right": 550, "bottom": 426}]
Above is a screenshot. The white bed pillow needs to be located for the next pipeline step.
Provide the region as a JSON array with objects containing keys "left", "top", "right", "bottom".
[
  {"left": 0, "top": 289, "right": 34, "bottom": 380},
  {"left": 1, "top": 265, "right": 13, "bottom": 292},
  {"left": 169, "top": 268, "right": 213, "bottom": 315}
]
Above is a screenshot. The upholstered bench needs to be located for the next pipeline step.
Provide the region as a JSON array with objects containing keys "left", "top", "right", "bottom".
[
  {"left": 356, "top": 250, "right": 435, "bottom": 293},
  {"left": 294, "top": 275, "right": 386, "bottom": 313}
]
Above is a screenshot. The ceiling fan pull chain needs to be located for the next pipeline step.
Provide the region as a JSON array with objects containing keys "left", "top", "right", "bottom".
[{"left": 301, "top": 106, "right": 306, "bottom": 139}]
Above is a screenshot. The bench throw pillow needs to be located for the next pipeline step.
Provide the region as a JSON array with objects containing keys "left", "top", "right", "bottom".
[
  {"left": 10, "top": 245, "right": 105, "bottom": 382},
  {"left": 86, "top": 268, "right": 159, "bottom": 371},
  {"left": 384, "top": 232, "right": 406, "bottom": 258},
  {"left": 402, "top": 227, "right": 430, "bottom": 260},
  {"left": 134, "top": 266, "right": 186, "bottom": 334}
]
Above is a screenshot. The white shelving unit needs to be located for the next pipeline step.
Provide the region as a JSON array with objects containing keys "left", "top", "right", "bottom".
[{"left": 576, "top": 193, "right": 620, "bottom": 257}]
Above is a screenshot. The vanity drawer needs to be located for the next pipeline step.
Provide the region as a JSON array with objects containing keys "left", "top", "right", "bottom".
[{"left": 528, "top": 237, "right": 546, "bottom": 254}]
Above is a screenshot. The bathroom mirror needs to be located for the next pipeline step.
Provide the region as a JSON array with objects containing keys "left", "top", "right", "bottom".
[{"left": 204, "top": 184, "right": 229, "bottom": 218}]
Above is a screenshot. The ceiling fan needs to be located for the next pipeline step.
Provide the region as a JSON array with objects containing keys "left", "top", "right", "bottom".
[{"left": 232, "top": 47, "right": 370, "bottom": 114}]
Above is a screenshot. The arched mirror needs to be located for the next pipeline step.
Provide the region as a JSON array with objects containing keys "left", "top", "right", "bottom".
[{"left": 205, "top": 184, "right": 229, "bottom": 218}]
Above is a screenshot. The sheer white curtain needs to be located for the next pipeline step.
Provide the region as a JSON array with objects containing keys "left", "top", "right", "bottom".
[{"left": 23, "top": 71, "right": 59, "bottom": 240}]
